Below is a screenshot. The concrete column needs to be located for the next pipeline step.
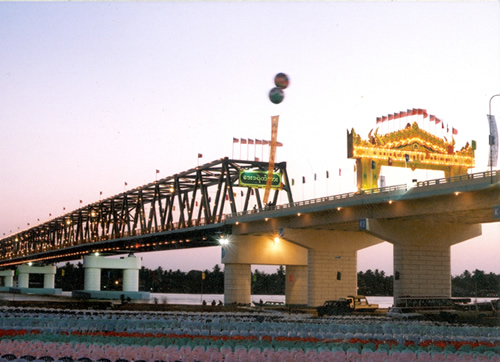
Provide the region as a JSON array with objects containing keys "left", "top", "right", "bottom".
[
  {"left": 43, "top": 265, "right": 56, "bottom": 289},
  {"left": 393, "top": 242, "right": 451, "bottom": 297},
  {"left": 285, "top": 265, "right": 308, "bottom": 305},
  {"left": 363, "top": 219, "right": 481, "bottom": 299},
  {"left": 0, "top": 270, "right": 14, "bottom": 287},
  {"left": 84, "top": 267, "right": 101, "bottom": 291},
  {"left": 224, "top": 263, "right": 251, "bottom": 305},
  {"left": 123, "top": 268, "right": 139, "bottom": 292},
  {"left": 307, "top": 248, "right": 357, "bottom": 306},
  {"left": 18, "top": 272, "right": 29, "bottom": 288}
]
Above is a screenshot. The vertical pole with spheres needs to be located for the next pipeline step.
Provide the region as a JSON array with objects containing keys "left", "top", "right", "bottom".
[{"left": 264, "top": 73, "right": 290, "bottom": 205}]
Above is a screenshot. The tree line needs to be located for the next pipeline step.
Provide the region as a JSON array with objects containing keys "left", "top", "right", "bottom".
[{"left": 54, "top": 263, "right": 499, "bottom": 297}]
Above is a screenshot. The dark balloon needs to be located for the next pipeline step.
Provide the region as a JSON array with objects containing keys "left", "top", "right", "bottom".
[
  {"left": 274, "top": 73, "right": 289, "bottom": 89},
  {"left": 269, "top": 87, "right": 284, "bottom": 104}
]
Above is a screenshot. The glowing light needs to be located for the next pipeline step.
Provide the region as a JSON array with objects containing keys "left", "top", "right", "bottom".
[
  {"left": 388, "top": 200, "right": 393, "bottom": 204},
  {"left": 297, "top": 213, "right": 301, "bottom": 216},
  {"left": 274, "top": 237, "right": 280, "bottom": 244}
]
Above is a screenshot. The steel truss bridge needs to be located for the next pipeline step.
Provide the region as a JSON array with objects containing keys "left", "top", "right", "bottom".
[{"left": 0, "top": 158, "right": 293, "bottom": 267}]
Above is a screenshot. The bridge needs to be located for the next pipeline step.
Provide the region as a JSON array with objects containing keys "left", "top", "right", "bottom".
[{"left": 0, "top": 157, "right": 498, "bottom": 306}]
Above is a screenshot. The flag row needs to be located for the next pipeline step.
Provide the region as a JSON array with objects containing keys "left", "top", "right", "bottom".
[
  {"left": 376, "top": 108, "right": 428, "bottom": 123},
  {"left": 376, "top": 109, "right": 457, "bottom": 135},
  {"left": 233, "top": 138, "right": 283, "bottom": 147}
]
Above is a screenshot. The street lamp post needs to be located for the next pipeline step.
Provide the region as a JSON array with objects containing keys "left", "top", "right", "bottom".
[{"left": 488, "top": 94, "right": 500, "bottom": 183}]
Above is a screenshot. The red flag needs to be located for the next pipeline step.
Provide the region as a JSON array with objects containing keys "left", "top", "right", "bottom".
[
  {"left": 423, "top": 109, "right": 428, "bottom": 118},
  {"left": 254, "top": 157, "right": 260, "bottom": 161},
  {"left": 80, "top": 200, "right": 83, "bottom": 204},
  {"left": 442, "top": 122, "right": 444, "bottom": 129},
  {"left": 411, "top": 108, "right": 418, "bottom": 116},
  {"left": 452, "top": 128, "right": 458, "bottom": 135},
  {"left": 233, "top": 137, "right": 239, "bottom": 143},
  {"left": 198, "top": 153, "right": 203, "bottom": 158},
  {"left": 388, "top": 114, "right": 394, "bottom": 121},
  {"left": 339, "top": 168, "right": 341, "bottom": 176},
  {"left": 417, "top": 109, "right": 423, "bottom": 115},
  {"left": 124, "top": 182, "right": 128, "bottom": 186},
  {"left": 382, "top": 115, "right": 388, "bottom": 122},
  {"left": 240, "top": 138, "right": 247, "bottom": 144},
  {"left": 248, "top": 139, "right": 254, "bottom": 145},
  {"left": 255, "top": 139, "right": 262, "bottom": 145},
  {"left": 276, "top": 141, "right": 283, "bottom": 147},
  {"left": 393, "top": 112, "right": 399, "bottom": 120},
  {"left": 435, "top": 117, "right": 441, "bottom": 125},
  {"left": 400, "top": 111, "right": 407, "bottom": 117},
  {"left": 376, "top": 117, "right": 382, "bottom": 124},
  {"left": 156, "top": 169, "right": 160, "bottom": 174},
  {"left": 262, "top": 140, "right": 269, "bottom": 145},
  {"left": 430, "top": 115, "right": 436, "bottom": 122}
]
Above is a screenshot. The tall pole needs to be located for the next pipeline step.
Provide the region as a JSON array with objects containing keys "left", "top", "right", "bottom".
[{"left": 488, "top": 94, "right": 500, "bottom": 183}]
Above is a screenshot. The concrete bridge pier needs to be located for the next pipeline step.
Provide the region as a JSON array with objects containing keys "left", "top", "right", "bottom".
[
  {"left": 17, "top": 264, "right": 57, "bottom": 289},
  {"left": 222, "top": 235, "right": 308, "bottom": 305},
  {"left": 363, "top": 219, "right": 482, "bottom": 299},
  {"left": 222, "top": 230, "right": 382, "bottom": 307},
  {"left": 76, "top": 254, "right": 149, "bottom": 300},
  {"left": 6, "top": 264, "right": 61, "bottom": 295}
]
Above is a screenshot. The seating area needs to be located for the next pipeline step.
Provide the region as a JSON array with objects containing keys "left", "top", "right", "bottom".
[{"left": 0, "top": 306, "right": 498, "bottom": 361}]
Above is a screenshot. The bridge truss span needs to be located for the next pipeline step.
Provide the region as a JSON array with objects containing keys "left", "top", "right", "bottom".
[{"left": 0, "top": 158, "right": 293, "bottom": 267}]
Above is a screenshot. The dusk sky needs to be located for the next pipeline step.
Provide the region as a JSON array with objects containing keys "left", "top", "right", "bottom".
[{"left": 1, "top": 2, "right": 499, "bottom": 276}]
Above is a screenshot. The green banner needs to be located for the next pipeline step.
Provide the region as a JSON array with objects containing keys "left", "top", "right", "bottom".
[{"left": 239, "top": 170, "right": 282, "bottom": 189}]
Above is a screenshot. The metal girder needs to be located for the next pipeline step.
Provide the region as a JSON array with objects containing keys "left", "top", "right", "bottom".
[{"left": 0, "top": 158, "right": 293, "bottom": 266}]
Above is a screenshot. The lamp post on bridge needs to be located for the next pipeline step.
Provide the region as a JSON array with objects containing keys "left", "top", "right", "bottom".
[{"left": 488, "top": 94, "right": 500, "bottom": 183}]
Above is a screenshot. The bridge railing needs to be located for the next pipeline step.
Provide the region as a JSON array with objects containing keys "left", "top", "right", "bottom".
[{"left": 416, "top": 170, "right": 497, "bottom": 187}]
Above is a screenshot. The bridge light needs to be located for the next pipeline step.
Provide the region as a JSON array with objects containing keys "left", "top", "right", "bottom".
[
  {"left": 455, "top": 192, "right": 460, "bottom": 196},
  {"left": 94, "top": 252, "right": 100, "bottom": 256},
  {"left": 388, "top": 200, "right": 393, "bottom": 204},
  {"left": 274, "top": 237, "right": 280, "bottom": 244},
  {"left": 297, "top": 213, "right": 301, "bottom": 216},
  {"left": 218, "top": 235, "right": 229, "bottom": 245},
  {"left": 337, "top": 207, "right": 342, "bottom": 211}
]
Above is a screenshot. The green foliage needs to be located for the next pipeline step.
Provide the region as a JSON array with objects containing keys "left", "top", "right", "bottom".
[
  {"left": 357, "top": 269, "right": 393, "bottom": 296},
  {"left": 451, "top": 269, "right": 500, "bottom": 297},
  {"left": 55, "top": 263, "right": 499, "bottom": 297},
  {"left": 55, "top": 262, "right": 84, "bottom": 291}
]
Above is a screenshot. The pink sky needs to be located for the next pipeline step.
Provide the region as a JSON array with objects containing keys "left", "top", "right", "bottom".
[{"left": 0, "top": 2, "right": 499, "bottom": 275}]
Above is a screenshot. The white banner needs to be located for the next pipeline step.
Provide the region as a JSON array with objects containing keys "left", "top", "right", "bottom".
[{"left": 488, "top": 115, "right": 498, "bottom": 168}]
